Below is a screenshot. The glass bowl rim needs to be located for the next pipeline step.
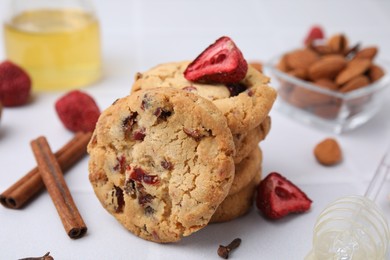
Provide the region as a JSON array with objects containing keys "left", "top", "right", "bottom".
[{"left": 264, "top": 55, "right": 390, "bottom": 100}]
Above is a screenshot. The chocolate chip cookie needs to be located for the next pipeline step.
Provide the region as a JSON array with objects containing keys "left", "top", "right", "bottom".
[{"left": 88, "top": 88, "right": 235, "bottom": 243}]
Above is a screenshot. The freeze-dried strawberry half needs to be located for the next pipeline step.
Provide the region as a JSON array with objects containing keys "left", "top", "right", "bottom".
[
  {"left": 0, "top": 61, "right": 31, "bottom": 107},
  {"left": 304, "top": 26, "right": 325, "bottom": 46},
  {"left": 256, "top": 172, "right": 312, "bottom": 220},
  {"left": 184, "top": 36, "right": 248, "bottom": 84},
  {"left": 55, "top": 90, "right": 100, "bottom": 133}
]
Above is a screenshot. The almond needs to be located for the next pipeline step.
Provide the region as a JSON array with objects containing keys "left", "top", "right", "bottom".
[
  {"left": 368, "top": 64, "right": 385, "bottom": 82},
  {"left": 310, "top": 44, "right": 333, "bottom": 55},
  {"left": 354, "top": 46, "right": 378, "bottom": 60},
  {"left": 285, "top": 49, "right": 319, "bottom": 70},
  {"left": 277, "top": 55, "right": 289, "bottom": 72},
  {"left": 335, "top": 58, "right": 371, "bottom": 85},
  {"left": 314, "top": 138, "right": 342, "bottom": 166},
  {"left": 314, "top": 78, "right": 339, "bottom": 91},
  {"left": 340, "top": 75, "right": 370, "bottom": 93},
  {"left": 312, "top": 102, "right": 341, "bottom": 119},
  {"left": 308, "top": 55, "right": 347, "bottom": 80},
  {"left": 288, "top": 68, "right": 307, "bottom": 80},
  {"left": 327, "top": 34, "right": 349, "bottom": 54},
  {"left": 288, "top": 85, "right": 333, "bottom": 107}
]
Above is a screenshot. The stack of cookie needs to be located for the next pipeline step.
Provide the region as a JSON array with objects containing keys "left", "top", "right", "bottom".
[
  {"left": 131, "top": 61, "right": 276, "bottom": 222},
  {"left": 88, "top": 37, "right": 276, "bottom": 243}
]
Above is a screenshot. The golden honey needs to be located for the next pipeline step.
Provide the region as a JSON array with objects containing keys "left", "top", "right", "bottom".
[{"left": 4, "top": 9, "right": 102, "bottom": 91}]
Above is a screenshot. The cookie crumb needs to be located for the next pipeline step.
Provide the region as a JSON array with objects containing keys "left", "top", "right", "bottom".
[{"left": 314, "top": 138, "right": 342, "bottom": 166}]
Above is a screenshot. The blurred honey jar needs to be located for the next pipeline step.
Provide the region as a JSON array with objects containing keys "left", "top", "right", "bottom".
[{"left": 3, "top": 0, "right": 102, "bottom": 91}]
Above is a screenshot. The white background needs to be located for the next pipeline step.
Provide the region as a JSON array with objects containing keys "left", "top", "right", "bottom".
[{"left": 1, "top": 0, "right": 390, "bottom": 259}]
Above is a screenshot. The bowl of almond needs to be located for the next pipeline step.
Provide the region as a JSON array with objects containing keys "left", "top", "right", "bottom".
[{"left": 265, "top": 28, "right": 390, "bottom": 133}]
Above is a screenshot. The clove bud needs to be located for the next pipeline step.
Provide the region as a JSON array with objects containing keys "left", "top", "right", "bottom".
[
  {"left": 19, "top": 252, "right": 54, "bottom": 260},
  {"left": 217, "top": 238, "right": 242, "bottom": 259}
]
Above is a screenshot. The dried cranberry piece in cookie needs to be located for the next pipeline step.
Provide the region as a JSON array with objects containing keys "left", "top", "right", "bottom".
[
  {"left": 161, "top": 159, "right": 173, "bottom": 170},
  {"left": 154, "top": 107, "right": 172, "bottom": 121},
  {"left": 183, "top": 127, "right": 211, "bottom": 141},
  {"left": 0, "top": 61, "right": 31, "bottom": 107},
  {"left": 114, "top": 186, "right": 125, "bottom": 213},
  {"left": 124, "top": 179, "right": 137, "bottom": 198},
  {"left": 256, "top": 172, "right": 312, "bottom": 219},
  {"left": 132, "top": 127, "right": 146, "bottom": 141},
  {"left": 182, "top": 86, "right": 197, "bottom": 92},
  {"left": 226, "top": 83, "right": 247, "bottom": 97},
  {"left": 123, "top": 112, "right": 138, "bottom": 138},
  {"left": 141, "top": 94, "right": 152, "bottom": 110},
  {"left": 129, "top": 167, "right": 159, "bottom": 185},
  {"left": 184, "top": 36, "right": 248, "bottom": 84},
  {"left": 55, "top": 90, "right": 100, "bottom": 132},
  {"left": 113, "top": 155, "right": 126, "bottom": 173}
]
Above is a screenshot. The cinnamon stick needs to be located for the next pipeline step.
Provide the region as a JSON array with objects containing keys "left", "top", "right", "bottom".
[
  {"left": 31, "top": 136, "right": 87, "bottom": 239},
  {"left": 0, "top": 132, "right": 92, "bottom": 209}
]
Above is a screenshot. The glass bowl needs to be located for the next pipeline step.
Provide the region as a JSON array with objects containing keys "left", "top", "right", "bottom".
[{"left": 264, "top": 56, "right": 390, "bottom": 133}]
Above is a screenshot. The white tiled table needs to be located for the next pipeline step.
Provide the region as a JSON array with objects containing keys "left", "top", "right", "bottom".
[{"left": 1, "top": 1, "right": 390, "bottom": 259}]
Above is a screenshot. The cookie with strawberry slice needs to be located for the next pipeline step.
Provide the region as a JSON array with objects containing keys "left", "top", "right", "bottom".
[
  {"left": 131, "top": 36, "right": 276, "bottom": 135},
  {"left": 256, "top": 172, "right": 312, "bottom": 219}
]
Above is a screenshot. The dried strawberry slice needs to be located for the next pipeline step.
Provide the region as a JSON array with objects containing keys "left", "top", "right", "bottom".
[
  {"left": 256, "top": 172, "right": 312, "bottom": 219},
  {"left": 304, "top": 26, "right": 325, "bottom": 46},
  {"left": 184, "top": 36, "right": 248, "bottom": 84}
]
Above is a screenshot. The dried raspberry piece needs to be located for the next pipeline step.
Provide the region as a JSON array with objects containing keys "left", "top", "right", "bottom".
[
  {"left": 304, "top": 26, "right": 325, "bottom": 46},
  {"left": 55, "top": 90, "right": 100, "bottom": 132},
  {"left": 184, "top": 36, "right": 248, "bottom": 84},
  {"left": 256, "top": 172, "right": 312, "bottom": 219},
  {"left": 0, "top": 61, "right": 31, "bottom": 107}
]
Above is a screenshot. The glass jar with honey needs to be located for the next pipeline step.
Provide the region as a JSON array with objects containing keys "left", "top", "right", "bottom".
[{"left": 3, "top": 0, "right": 102, "bottom": 91}]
